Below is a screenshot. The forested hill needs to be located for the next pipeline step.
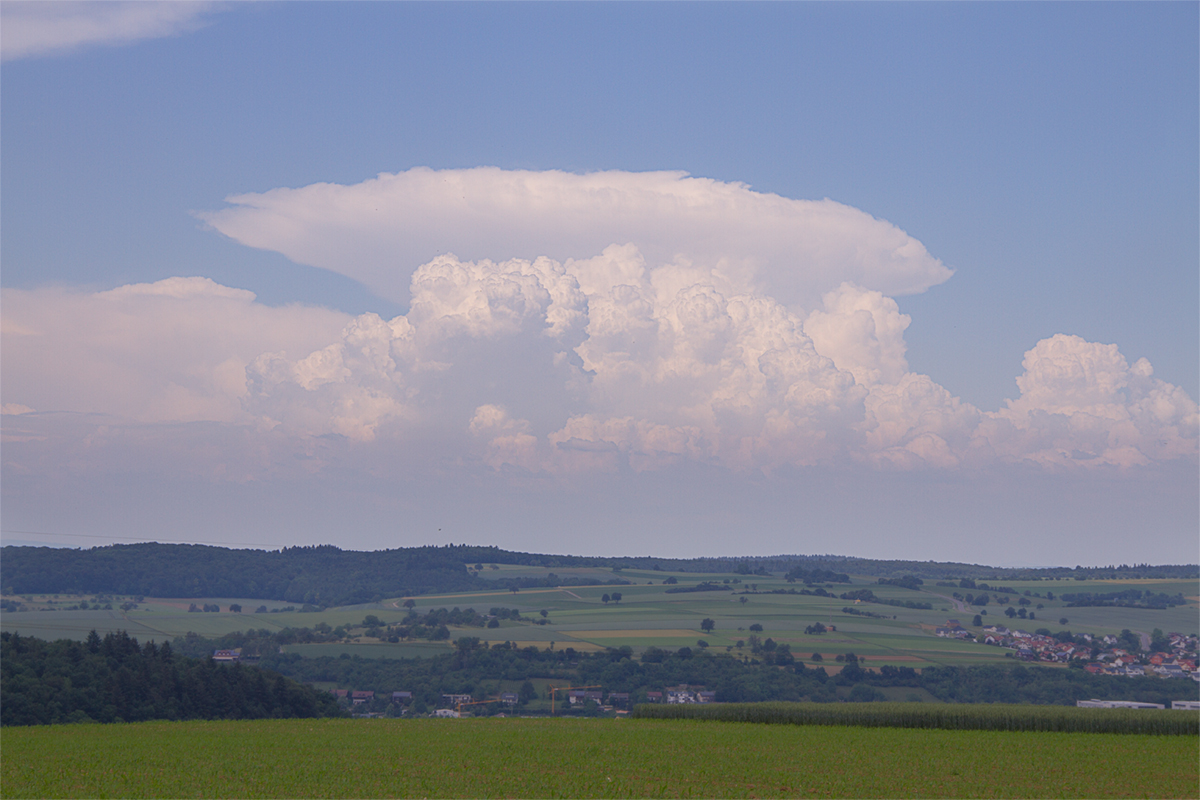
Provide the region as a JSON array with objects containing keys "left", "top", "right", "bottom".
[
  {"left": 0, "top": 543, "right": 483, "bottom": 605},
  {"left": 3, "top": 543, "right": 1195, "bottom": 605}
]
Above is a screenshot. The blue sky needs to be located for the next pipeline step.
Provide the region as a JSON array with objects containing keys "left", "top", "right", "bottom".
[{"left": 2, "top": 2, "right": 1196, "bottom": 565}]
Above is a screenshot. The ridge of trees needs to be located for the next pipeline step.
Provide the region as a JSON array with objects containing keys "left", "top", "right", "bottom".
[
  {"left": 0, "top": 630, "right": 342, "bottom": 726},
  {"left": 2, "top": 543, "right": 1195, "bottom": 604}
]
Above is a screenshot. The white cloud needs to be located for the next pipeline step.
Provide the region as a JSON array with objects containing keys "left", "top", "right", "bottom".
[
  {"left": 1, "top": 278, "right": 350, "bottom": 424},
  {"left": 975, "top": 334, "right": 1199, "bottom": 468},
  {"left": 805, "top": 284, "right": 911, "bottom": 386},
  {"left": 11, "top": 265, "right": 1190, "bottom": 483},
  {"left": 1, "top": 1, "right": 216, "bottom": 61},
  {"left": 198, "top": 167, "right": 954, "bottom": 313}
]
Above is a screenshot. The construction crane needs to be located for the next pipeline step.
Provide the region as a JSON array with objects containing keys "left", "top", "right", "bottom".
[
  {"left": 455, "top": 697, "right": 500, "bottom": 716},
  {"left": 548, "top": 684, "right": 601, "bottom": 715}
]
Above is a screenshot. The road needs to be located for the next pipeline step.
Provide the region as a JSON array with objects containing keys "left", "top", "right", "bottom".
[{"left": 928, "top": 592, "right": 970, "bottom": 615}]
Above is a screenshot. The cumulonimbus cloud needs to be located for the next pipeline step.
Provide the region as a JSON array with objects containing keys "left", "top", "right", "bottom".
[
  {"left": 1, "top": 1, "right": 216, "bottom": 61},
  {"left": 4, "top": 264, "right": 1195, "bottom": 475},
  {"left": 198, "top": 167, "right": 955, "bottom": 313},
  {"left": 5, "top": 168, "right": 1194, "bottom": 477}
]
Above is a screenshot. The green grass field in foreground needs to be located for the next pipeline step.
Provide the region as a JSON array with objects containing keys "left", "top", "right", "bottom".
[{"left": 3, "top": 718, "right": 1196, "bottom": 799}]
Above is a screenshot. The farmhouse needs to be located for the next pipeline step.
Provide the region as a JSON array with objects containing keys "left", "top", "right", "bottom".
[
  {"left": 351, "top": 691, "right": 374, "bottom": 705},
  {"left": 212, "top": 649, "right": 241, "bottom": 662},
  {"left": 391, "top": 691, "right": 412, "bottom": 703}
]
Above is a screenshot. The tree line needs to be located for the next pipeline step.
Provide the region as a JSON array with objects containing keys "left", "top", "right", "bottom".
[{"left": 1, "top": 630, "right": 342, "bottom": 726}]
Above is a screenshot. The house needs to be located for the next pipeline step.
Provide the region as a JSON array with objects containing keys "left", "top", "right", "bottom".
[
  {"left": 441, "top": 693, "right": 472, "bottom": 707},
  {"left": 666, "top": 685, "right": 698, "bottom": 704},
  {"left": 645, "top": 691, "right": 663, "bottom": 703},
  {"left": 569, "top": 690, "right": 603, "bottom": 705},
  {"left": 696, "top": 691, "right": 716, "bottom": 703},
  {"left": 351, "top": 691, "right": 374, "bottom": 705},
  {"left": 945, "top": 620, "right": 962, "bottom": 629},
  {"left": 433, "top": 709, "right": 460, "bottom": 718},
  {"left": 212, "top": 649, "right": 241, "bottom": 662},
  {"left": 935, "top": 628, "right": 955, "bottom": 638},
  {"left": 607, "top": 692, "right": 631, "bottom": 709},
  {"left": 500, "top": 693, "right": 519, "bottom": 705},
  {"left": 391, "top": 691, "right": 413, "bottom": 703}
]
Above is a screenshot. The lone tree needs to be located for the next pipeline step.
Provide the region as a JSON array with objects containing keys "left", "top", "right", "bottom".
[
  {"left": 700, "top": 618, "right": 715, "bottom": 633},
  {"left": 611, "top": 592, "right": 622, "bottom": 604},
  {"left": 601, "top": 593, "right": 611, "bottom": 605},
  {"left": 403, "top": 599, "right": 416, "bottom": 611},
  {"left": 972, "top": 614, "right": 982, "bottom": 627}
]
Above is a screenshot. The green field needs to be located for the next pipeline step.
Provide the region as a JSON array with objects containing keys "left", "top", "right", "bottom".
[
  {"left": 3, "top": 569, "right": 1197, "bottom": 668},
  {"left": 2, "top": 718, "right": 1195, "bottom": 798}
]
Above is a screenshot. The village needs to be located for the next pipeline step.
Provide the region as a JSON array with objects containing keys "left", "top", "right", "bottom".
[
  {"left": 323, "top": 684, "right": 716, "bottom": 718},
  {"left": 933, "top": 620, "right": 1199, "bottom": 680}
]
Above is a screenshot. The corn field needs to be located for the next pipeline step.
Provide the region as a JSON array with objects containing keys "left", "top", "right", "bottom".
[{"left": 630, "top": 701, "right": 1199, "bottom": 735}]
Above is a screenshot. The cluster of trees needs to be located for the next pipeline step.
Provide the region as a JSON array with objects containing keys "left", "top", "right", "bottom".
[
  {"left": 187, "top": 603, "right": 222, "bottom": 612},
  {"left": 664, "top": 582, "right": 731, "bottom": 594},
  {"left": 876, "top": 576, "right": 924, "bottom": 590},
  {"left": 1060, "top": 589, "right": 1188, "bottom": 609},
  {"left": 784, "top": 567, "right": 851, "bottom": 585},
  {"left": 1, "top": 631, "right": 341, "bottom": 726}
]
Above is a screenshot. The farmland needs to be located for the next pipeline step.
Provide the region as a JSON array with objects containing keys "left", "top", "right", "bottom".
[
  {"left": 4, "top": 565, "right": 1196, "bottom": 672},
  {"left": 3, "top": 717, "right": 1196, "bottom": 798}
]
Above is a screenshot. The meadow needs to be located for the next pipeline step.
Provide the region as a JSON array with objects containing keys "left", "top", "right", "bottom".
[{"left": 3, "top": 717, "right": 1196, "bottom": 799}]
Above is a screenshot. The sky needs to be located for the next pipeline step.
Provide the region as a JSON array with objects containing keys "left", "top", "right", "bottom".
[{"left": 1, "top": 1, "right": 1196, "bottom": 566}]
